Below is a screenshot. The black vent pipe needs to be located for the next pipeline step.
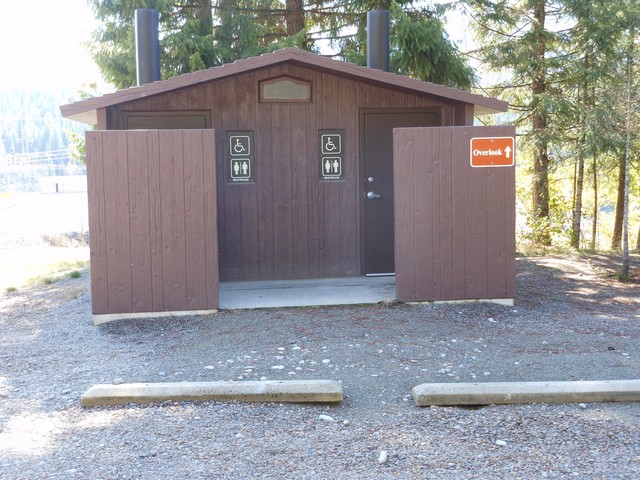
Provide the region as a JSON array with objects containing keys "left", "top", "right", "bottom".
[
  {"left": 135, "top": 9, "right": 161, "bottom": 86},
  {"left": 367, "top": 10, "right": 390, "bottom": 72}
]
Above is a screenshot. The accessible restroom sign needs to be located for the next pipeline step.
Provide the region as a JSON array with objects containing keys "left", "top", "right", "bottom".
[
  {"left": 319, "top": 129, "right": 344, "bottom": 180},
  {"left": 470, "top": 136, "right": 514, "bottom": 167},
  {"left": 227, "top": 131, "right": 254, "bottom": 182}
]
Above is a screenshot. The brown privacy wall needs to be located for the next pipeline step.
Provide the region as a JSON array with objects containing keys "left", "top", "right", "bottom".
[
  {"left": 394, "top": 126, "right": 516, "bottom": 302},
  {"left": 85, "top": 130, "right": 219, "bottom": 315},
  {"left": 109, "top": 64, "right": 465, "bottom": 281}
]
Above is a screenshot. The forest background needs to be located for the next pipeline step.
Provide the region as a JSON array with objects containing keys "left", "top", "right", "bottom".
[{"left": 1, "top": 0, "right": 638, "bottom": 275}]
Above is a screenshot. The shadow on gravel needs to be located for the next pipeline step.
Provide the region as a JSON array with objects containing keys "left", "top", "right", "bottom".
[
  {"left": 516, "top": 256, "right": 639, "bottom": 320},
  {"left": 0, "top": 276, "right": 89, "bottom": 363}
]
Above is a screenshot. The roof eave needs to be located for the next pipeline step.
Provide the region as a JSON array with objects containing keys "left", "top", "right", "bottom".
[
  {"left": 60, "top": 105, "right": 98, "bottom": 125},
  {"left": 474, "top": 103, "right": 509, "bottom": 116},
  {"left": 62, "top": 101, "right": 509, "bottom": 128},
  {"left": 59, "top": 48, "right": 510, "bottom": 124}
]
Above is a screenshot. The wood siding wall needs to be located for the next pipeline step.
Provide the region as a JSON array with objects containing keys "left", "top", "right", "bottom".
[
  {"left": 86, "top": 130, "right": 219, "bottom": 315},
  {"left": 394, "top": 126, "right": 516, "bottom": 302},
  {"left": 110, "top": 64, "right": 460, "bottom": 281}
]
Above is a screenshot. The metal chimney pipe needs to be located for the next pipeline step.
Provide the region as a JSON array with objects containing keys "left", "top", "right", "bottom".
[
  {"left": 135, "top": 9, "right": 161, "bottom": 86},
  {"left": 367, "top": 10, "right": 390, "bottom": 72}
]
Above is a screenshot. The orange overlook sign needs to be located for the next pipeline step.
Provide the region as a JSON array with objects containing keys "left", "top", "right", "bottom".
[{"left": 470, "top": 136, "right": 515, "bottom": 167}]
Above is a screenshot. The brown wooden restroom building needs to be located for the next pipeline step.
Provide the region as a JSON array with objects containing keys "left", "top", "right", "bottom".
[{"left": 61, "top": 47, "right": 516, "bottom": 319}]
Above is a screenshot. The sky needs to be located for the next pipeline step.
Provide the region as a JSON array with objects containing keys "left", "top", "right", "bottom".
[{"left": 0, "top": 0, "right": 103, "bottom": 93}]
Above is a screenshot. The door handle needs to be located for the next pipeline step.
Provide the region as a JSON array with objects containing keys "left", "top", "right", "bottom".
[{"left": 367, "top": 191, "right": 381, "bottom": 199}]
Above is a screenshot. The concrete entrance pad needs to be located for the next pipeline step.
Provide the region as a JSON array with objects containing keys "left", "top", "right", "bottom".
[
  {"left": 81, "top": 380, "right": 343, "bottom": 407},
  {"left": 412, "top": 380, "right": 640, "bottom": 407},
  {"left": 219, "top": 276, "right": 396, "bottom": 309}
]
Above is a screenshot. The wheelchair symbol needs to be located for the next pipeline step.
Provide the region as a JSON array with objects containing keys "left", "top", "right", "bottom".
[
  {"left": 229, "top": 135, "right": 250, "bottom": 156},
  {"left": 321, "top": 134, "right": 341, "bottom": 154},
  {"left": 325, "top": 138, "right": 336, "bottom": 151},
  {"left": 234, "top": 138, "right": 246, "bottom": 153}
]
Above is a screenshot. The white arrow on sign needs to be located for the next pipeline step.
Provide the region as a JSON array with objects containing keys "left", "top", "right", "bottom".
[{"left": 505, "top": 146, "right": 512, "bottom": 159}]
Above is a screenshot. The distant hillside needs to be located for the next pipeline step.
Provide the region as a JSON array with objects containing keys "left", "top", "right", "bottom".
[
  {"left": 0, "top": 88, "right": 88, "bottom": 157},
  {"left": 0, "top": 88, "right": 90, "bottom": 192}
]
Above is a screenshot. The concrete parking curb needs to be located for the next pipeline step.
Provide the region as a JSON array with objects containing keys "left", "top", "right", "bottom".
[
  {"left": 81, "top": 380, "right": 343, "bottom": 407},
  {"left": 412, "top": 380, "right": 640, "bottom": 407}
]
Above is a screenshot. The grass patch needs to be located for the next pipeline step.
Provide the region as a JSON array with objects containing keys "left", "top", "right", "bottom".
[
  {"left": 24, "top": 260, "right": 89, "bottom": 287},
  {"left": 0, "top": 246, "right": 89, "bottom": 291}
]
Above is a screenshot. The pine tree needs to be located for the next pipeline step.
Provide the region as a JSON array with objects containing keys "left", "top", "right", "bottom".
[
  {"left": 618, "top": 9, "right": 638, "bottom": 278},
  {"left": 88, "top": 0, "right": 216, "bottom": 89},
  {"left": 562, "top": 0, "right": 626, "bottom": 249},
  {"left": 460, "top": 0, "right": 571, "bottom": 246},
  {"left": 607, "top": 2, "right": 640, "bottom": 279},
  {"left": 88, "top": 1, "right": 474, "bottom": 90}
]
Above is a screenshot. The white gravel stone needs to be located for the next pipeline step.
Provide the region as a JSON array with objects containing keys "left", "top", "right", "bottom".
[
  {"left": 496, "top": 440, "right": 507, "bottom": 446},
  {"left": 319, "top": 414, "right": 336, "bottom": 422},
  {"left": 378, "top": 450, "right": 388, "bottom": 464}
]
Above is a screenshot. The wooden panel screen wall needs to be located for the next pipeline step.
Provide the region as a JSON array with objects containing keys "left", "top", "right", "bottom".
[
  {"left": 394, "top": 126, "right": 516, "bottom": 302},
  {"left": 86, "top": 130, "right": 219, "bottom": 315}
]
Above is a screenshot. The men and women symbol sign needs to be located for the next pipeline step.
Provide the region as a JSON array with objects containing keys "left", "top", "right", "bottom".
[
  {"left": 324, "top": 157, "right": 341, "bottom": 175},
  {"left": 232, "top": 159, "right": 250, "bottom": 177}
]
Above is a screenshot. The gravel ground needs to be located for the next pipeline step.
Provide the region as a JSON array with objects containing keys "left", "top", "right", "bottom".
[{"left": 1, "top": 254, "right": 639, "bottom": 479}]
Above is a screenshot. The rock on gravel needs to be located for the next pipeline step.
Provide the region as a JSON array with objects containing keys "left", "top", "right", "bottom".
[
  {"left": 318, "top": 414, "right": 336, "bottom": 422},
  {"left": 0, "top": 255, "right": 639, "bottom": 479}
]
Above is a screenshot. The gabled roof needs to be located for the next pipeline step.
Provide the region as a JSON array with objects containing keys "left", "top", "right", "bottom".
[{"left": 60, "top": 47, "right": 508, "bottom": 125}]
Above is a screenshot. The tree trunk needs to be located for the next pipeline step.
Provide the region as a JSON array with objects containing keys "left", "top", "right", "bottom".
[
  {"left": 195, "top": 0, "right": 213, "bottom": 25},
  {"left": 622, "top": 134, "right": 630, "bottom": 277},
  {"left": 591, "top": 154, "right": 598, "bottom": 251},
  {"left": 571, "top": 159, "right": 577, "bottom": 225},
  {"left": 621, "top": 23, "right": 634, "bottom": 279},
  {"left": 636, "top": 223, "right": 640, "bottom": 251},
  {"left": 611, "top": 155, "right": 625, "bottom": 251},
  {"left": 571, "top": 148, "right": 584, "bottom": 249},
  {"left": 572, "top": 55, "right": 589, "bottom": 250},
  {"left": 285, "top": 0, "right": 305, "bottom": 36},
  {"left": 531, "top": 2, "right": 551, "bottom": 246}
]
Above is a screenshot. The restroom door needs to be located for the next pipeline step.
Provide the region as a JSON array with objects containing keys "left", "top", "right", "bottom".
[{"left": 362, "top": 111, "right": 439, "bottom": 275}]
